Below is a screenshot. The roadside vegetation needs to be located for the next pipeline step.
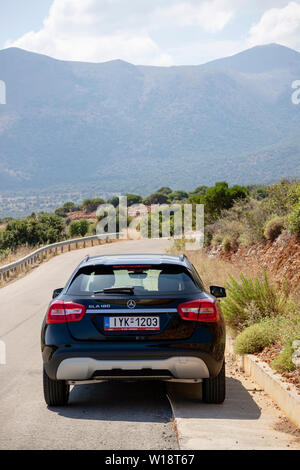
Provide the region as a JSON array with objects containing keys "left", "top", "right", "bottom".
[
  {"left": 170, "top": 242, "right": 300, "bottom": 374},
  {"left": 169, "top": 180, "right": 300, "bottom": 373},
  {"left": 1, "top": 178, "right": 299, "bottom": 374}
]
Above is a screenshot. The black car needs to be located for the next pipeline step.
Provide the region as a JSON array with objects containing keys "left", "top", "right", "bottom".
[{"left": 41, "top": 253, "right": 227, "bottom": 406}]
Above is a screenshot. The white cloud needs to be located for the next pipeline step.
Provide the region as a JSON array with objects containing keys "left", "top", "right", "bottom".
[
  {"left": 152, "top": 1, "right": 235, "bottom": 33},
  {"left": 248, "top": 1, "right": 300, "bottom": 49},
  {"left": 6, "top": 28, "right": 170, "bottom": 65},
  {"left": 4, "top": 0, "right": 237, "bottom": 65},
  {"left": 4, "top": 0, "right": 172, "bottom": 64}
]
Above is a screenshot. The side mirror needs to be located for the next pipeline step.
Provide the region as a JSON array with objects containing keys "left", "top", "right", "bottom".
[
  {"left": 210, "top": 285, "right": 226, "bottom": 298},
  {"left": 52, "top": 288, "right": 63, "bottom": 299}
]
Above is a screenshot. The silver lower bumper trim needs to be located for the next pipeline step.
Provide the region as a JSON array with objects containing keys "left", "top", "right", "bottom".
[
  {"left": 67, "top": 378, "right": 202, "bottom": 385},
  {"left": 56, "top": 356, "right": 209, "bottom": 381}
]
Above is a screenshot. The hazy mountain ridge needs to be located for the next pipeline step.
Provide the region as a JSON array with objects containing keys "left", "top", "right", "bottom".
[{"left": 0, "top": 43, "right": 299, "bottom": 194}]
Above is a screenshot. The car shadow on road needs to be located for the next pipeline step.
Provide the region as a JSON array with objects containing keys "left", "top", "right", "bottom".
[
  {"left": 48, "top": 376, "right": 261, "bottom": 422},
  {"left": 167, "top": 377, "right": 261, "bottom": 420},
  {"left": 48, "top": 380, "right": 173, "bottom": 423}
]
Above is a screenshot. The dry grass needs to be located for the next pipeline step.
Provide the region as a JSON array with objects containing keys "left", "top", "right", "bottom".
[
  {"left": 168, "top": 241, "right": 258, "bottom": 291},
  {"left": 186, "top": 250, "right": 242, "bottom": 290},
  {"left": 0, "top": 245, "right": 41, "bottom": 266}
]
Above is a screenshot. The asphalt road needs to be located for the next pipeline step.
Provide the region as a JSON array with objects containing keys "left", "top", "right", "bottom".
[{"left": 0, "top": 238, "right": 299, "bottom": 450}]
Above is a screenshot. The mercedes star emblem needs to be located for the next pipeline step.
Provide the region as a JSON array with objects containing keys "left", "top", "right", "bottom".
[{"left": 127, "top": 300, "right": 136, "bottom": 309}]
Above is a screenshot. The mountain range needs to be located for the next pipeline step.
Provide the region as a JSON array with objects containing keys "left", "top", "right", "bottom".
[{"left": 0, "top": 43, "right": 300, "bottom": 197}]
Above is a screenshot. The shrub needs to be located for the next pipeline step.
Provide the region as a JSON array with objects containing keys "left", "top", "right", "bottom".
[
  {"left": 242, "top": 199, "right": 270, "bottom": 244},
  {"left": 271, "top": 343, "right": 296, "bottom": 373},
  {"left": 0, "top": 248, "right": 10, "bottom": 262},
  {"left": 0, "top": 213, "right": 65, "bottom": 250},
  {"left": 263, "top": 179, "right": 299, "bottom": 217},
  {"left": 107, "top": 197, "right": 120, "bottom": 208},
  {"left": 275, "top": 311, "right": 300, "bottom": 345},
  {"left": 222, "top": 236, "right": 232, "bottom": 253},
  {"left": 88, "top": 222, "right": 97, "bottom": 235},
  {"left": 222, "top": 235, "right": 239, "bottom": 253},
  {"left": 69, "top": 220, "right": 90, "bottom": 237},
  {"left": 156, "top": 186, "right": 173, "bottom": 195},
  {"left": 234, "top": 320, "right": 278, "bottom": 355},
  {"left": 212, "top": 198, "right": 270, "bottom": 247},
  {"left": 212, "top": 233, "right": 223, "bottom": 247},
  {"left": 287, "top": 202, "right": 300, "bottom": 236},
  {"left": 81, "top": 198, "right": 106, "bottom": 213},
  {"left": 168, "top": 190, "right": 189, "bottom": 201},
  {"left": 221, "top": 271, "right": 290, "bottom": 331},
  {"left": 143, "top": 192, "right": 169, "bottom": 205},
  {"left": 189, "top": 185, "right": 208, "bottom": 196},
  {"left": 125, "top": 194, "right": 143, "bottom": 206},
  {"left": 264, "top": 216, "right": 284, "bottom": 241},
  {"left": 204, "top": 225, "right": 214, "bottom": 247},
  {"left": 211, "top": 218, "right": 243, "bottom": 249}
]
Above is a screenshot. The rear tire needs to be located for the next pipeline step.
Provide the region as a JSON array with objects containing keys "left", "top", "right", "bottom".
[
  {"left": 43, "top": 367, "right": 69, "bottom": 406},
  {"left": 202, "top": 360, "right": 225, "bottom": 404}
]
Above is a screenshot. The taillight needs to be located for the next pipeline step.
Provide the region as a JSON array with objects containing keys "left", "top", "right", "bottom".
[
  {"left": 177, "top": 299, "right": 218, "bottom": 322},
  {"left": 46, "top": 301, "right": 86, "bottom": 324}
]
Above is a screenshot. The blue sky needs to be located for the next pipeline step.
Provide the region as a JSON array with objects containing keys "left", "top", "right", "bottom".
[{"left": 1, "top": 1, "right": 300, "bottom": 65}]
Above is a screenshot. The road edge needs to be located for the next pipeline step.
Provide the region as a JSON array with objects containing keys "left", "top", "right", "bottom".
[{"left": 226, "top": 336, "right": 300, "bottom": 429}]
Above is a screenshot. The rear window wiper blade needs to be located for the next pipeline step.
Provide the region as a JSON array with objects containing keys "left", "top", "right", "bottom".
[{"left": 94, "top": 286, "right": 135, "bottom": 295}]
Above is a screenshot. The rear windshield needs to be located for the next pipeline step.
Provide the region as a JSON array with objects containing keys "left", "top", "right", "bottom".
[{"left": 67, "top": 264, "right": 199, "bottom": 295}]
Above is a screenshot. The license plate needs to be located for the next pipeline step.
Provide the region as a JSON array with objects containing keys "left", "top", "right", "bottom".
[{"left": 104, "top": 316, "right": 160, "bottom": 331}]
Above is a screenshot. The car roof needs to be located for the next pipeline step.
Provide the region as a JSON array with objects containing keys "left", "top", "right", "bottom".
[{"left": 80, "top": 253, "right": 191, "bottom": 269}]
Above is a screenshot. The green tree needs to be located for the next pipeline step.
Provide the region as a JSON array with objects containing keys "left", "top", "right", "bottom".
[
  {"left": 107, "top": 196, "right": 120, "bottom": 208},
  {"left": 0, "top": 213, "right": 65, "bottom": 250},
  {"left": 69, "top": 220, "right": 90, "bottom": 237},
  {"left": 156, "top": 187, "right": 172, "bottom": 195},
  {"left": 125, "top": 194, "right": 143, "bottom": 206},
  {"left": 189, "top": 185, "right": 208, "bottom": 196},
  {"left": 81, "top": 198, "right": 106, "bottom": 213},
  {"left": 143, "top": 192, "right": 169, "bottom": 205},
  {"left": 169, "top": 190, "right": 189, "bottom": 201},
  {"left": 203, "top": 182, "right": 248, "bottom": 221},
  {"left": 55, "top": 201, "right": 79, "bottom": 217}
]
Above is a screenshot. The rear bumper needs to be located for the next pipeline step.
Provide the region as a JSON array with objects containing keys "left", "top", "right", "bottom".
[{"left": 56, "top": 356, "right": 210, "bottom": 381}]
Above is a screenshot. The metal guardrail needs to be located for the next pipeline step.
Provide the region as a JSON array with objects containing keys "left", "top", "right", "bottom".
[{"left": 0, "top": 233, "right": 121, "bottom": 281}]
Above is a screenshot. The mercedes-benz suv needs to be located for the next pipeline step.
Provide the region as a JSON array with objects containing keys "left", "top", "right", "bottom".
[{"left": 41, "top": 253, "right": 227, "bottom": 406}]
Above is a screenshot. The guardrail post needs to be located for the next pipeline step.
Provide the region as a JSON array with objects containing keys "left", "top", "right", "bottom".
[
  {"left": 68, "top": 244, "right": 71, "bottom": 252},
  {"left": 91, "top": 239, "right": 94, "bottom": 247}
]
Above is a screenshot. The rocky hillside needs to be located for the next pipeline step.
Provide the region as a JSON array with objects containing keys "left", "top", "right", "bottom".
[{"left": 213, "top": 230, "right": 300, "bottom": 295}]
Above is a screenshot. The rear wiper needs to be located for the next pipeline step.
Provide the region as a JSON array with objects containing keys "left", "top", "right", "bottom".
[{"left": 94, "top": 286, "right": 135, "bottom": 295}]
